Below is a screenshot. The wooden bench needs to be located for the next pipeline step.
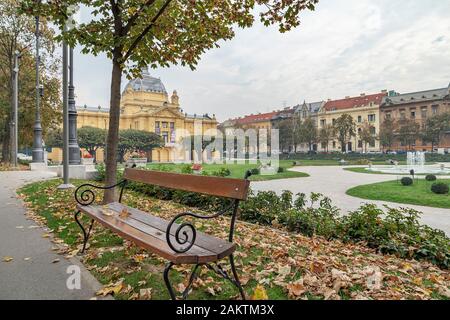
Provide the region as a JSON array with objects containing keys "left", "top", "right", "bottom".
[{"left": 74, "top": 168, "right": 251, "bottom": 300}]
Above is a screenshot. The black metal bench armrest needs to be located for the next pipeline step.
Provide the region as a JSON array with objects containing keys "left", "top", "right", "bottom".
[
  {"left": 75, "top": 180, "right": 128, "bottom": 206},
  {"left": 166, "top": 170, "right": 252, "bottom": 254},
  {"left": 165, "top": 203, "right": 235, "bottom": 254}
]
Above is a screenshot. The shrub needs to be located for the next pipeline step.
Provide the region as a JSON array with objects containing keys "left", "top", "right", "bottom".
[
  {"left": 426, "top": 174, "right": 437, "bottom": 182},
  {"left": 214, "top": 167, "right": 231, "bottom": 177},
  {"left": 250, "top": 168, "right": 260, "bottom": 175},
  {"left": 181, "top": 164, "right": 194, "bottom": 174},
  {"left": 401, "top": 177, "right": 413, "bottom": 186},
  {"left": 350, "top": 159, "right": 371, "bottom": 165},
  {"left": 126, "top": 175, "right": 450, "bottom": 269},
  {"left": 278, "top": 167, "right": 285, "bottom": 173},
  {"left": 340, "top": 205, "right": 450, "bottom": 269},
  {"left": 94, "top": 163, "right": 123, "bottom": 182},
  {"left": 431, "top": 182, "right": 449, "bottom": 195}
]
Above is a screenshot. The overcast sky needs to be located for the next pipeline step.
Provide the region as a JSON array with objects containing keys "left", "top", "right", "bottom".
[{"left": 73, "top": 0, "right": 450, "bottom": 122}]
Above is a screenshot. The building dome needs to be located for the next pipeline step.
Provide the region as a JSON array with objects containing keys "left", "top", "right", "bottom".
[{"left": 123, "top": 67, "right": 167, "bottom": 94}]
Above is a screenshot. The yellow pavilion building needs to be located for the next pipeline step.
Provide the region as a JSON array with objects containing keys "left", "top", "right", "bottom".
[{"left": 49, "top": 68, "right": 218, "bottom": 163}]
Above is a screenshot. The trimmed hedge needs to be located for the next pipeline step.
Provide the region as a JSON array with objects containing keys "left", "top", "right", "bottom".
[
  {"left": 426, "top": 175, "right": 437, "bottom": 182},
  {"left": 401, "top": 177, "right": 413, "bottom": 186},
  {"left": 431, "top": 183, "right": 449, "bottom": 195}
]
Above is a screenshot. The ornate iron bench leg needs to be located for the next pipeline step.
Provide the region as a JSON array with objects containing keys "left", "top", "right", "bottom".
[
  {"left": 163, "top": 262, "right": 176, "bottom": 300},
  {"left": 164, "top": 263, "right": 202, "bottom": 300},
  {"left": 74, "top": 211, "right": 95, "bottom": 253},
  {"left": 229, "top": 254, "right": 246, "bottom": 300}
]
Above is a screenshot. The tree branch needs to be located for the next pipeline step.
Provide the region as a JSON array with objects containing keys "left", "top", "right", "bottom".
[
  {"left": 121, "top": 0, "right": 172, "bottom": 63},
  {"left": 123, "top": 0, "right": 157, "bottom": 35}
]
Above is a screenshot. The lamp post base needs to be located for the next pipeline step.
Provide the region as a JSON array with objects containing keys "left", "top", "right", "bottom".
[
  {"left": 30, "top": 162, "right": 48, "bottom": 171},
  {"left": 57, "top": 183, "right": 75, "bottom": 190}
]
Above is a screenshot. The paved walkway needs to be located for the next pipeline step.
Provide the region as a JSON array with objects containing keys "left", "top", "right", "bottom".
[
  {"left": 0, "top": 171, "right": 104, "bottom": 300},
  {"left": 251, "top": 166, "right": 450, "bottom": 236}
]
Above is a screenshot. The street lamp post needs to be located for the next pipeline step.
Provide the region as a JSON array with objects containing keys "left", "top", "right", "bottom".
[
  {"left": 58, "top": 26, "right": 74, "bottom": 190},
  {"left": 11, "top": 51, "right": 20, "bottom": 168},
  {"left": 32, "top": 14, "right": 45, "bottom": 164},
  {"left": 68, "top": 47, "right": 81, "bottom": 165}
]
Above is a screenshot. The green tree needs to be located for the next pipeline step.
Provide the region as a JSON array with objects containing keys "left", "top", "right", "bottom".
[
  {"left": 319, "top": 124, "right": 333, "bottom": 152},
  {"left": 299, "top": 117, "right": 317, "bottom": 152},
  {"left": 292, "top": 113, "right": 303, "bottom": 153},
  {"left": 118, "top": 129, "right": 162, "bottom": 162},
  {"left": 398, "top": 119, "right": 420, "bottom": 150},
  {"left": 78, "top": 126, "right": 107, "bottom": 159},
  {"left": 379, "top": 118, "right": 396, "bottom": 152},
  {"left": 23, "top": 0, "right": 319, "bottom": 202},
  {"left": 1, "top": 0, "right": 60, "bottom": 162},
  {"left": 422, "top": 113, "right": 450, "bottom": 151},
  {"left": 333, "top": 114, "right": 356, "bottom": 153},
  {"left": 45, "top": 128, "right": 63, "bottom": 148},
  {"left": 358, "top": 123, "right": 376, "bottom": 153},
  {"left": 276, "top": 119, "right": 295, "bottom": 153}
]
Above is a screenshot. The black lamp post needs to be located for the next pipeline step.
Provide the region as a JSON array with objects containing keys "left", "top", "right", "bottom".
[
  {"left": 32, "top": 13, "right": 44, "bottom": 164},
  {"left": 68, "top": 47, "right": 81, "bottom": 165}
]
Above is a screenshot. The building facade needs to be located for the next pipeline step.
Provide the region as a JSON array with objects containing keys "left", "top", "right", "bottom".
[
  {"left": 317, "top": 92, "right": 386, "bottom": 153},
  {"left": 380, "top": 84, "right": 450, "bottom": 151},
  {"left": 49, "top": 68, "right": 218, "bottom": 163}
]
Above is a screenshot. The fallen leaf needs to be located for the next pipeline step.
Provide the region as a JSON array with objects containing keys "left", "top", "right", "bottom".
[
  {"left": 2, "top": 256, "right": 13, "bottom": 262},
  {"left": 438, "top": 287, "right": 450, "bottom": 298},
  {"left": 96, "top": 280, "right": 124, "bottom": 296},
  {"left": 287, "top": 280, "right": 305, "bottom": 297},
  {"left": 206, "top": 287, "right": 216, "bottom": 296},
  {"left": 177, "top": 283, "right": 186, "bottom": 293},
  {"left": 120, "top": 208, "right": 130, "bottom": 219},
  {"left": 52, "top": 258, "right": 60, "bottom": 264},
  {"left": 139, "top": 288, "right": 152, "bottom": 300},
  {"left": 277, "top": 265, "right": 291, "bottom": 278},
  {"left": 251, "top": 285, "right": 268, "bottom": 300}
]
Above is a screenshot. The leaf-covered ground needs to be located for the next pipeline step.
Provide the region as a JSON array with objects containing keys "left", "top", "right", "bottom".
[{"left": 17, "top": 179, "right": 450, "bottom": 300}]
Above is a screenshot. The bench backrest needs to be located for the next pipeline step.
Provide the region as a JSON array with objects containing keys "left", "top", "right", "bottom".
[{"left": 123, "top": 168, "right": 250, "bottom": 200}]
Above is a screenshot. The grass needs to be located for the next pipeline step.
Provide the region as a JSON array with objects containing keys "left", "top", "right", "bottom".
[
  {"left": 145, "top": 160, "right": 309, "bottom": 181},
  {"left": 286, "top": 160, "right": 411, "bottom": 167},
  {"left": 347, "top": 178, "right": 450, "bottom": 208},
  {"left": 345, "top": 166, "right": 444, "bottom": 176},
  {"left": 17, "top": 179, "right": 450, "bottom": 300},
  {"left": 344, "top": 167, "right": 391, "bottom": 175},
  {"left": 18, "top": 179, "right": 293, "bottom": 300}
]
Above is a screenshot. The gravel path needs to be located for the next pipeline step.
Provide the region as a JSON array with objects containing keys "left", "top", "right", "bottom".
[{"left": 251, "top": 166, "right": 450, "bottom": 236}]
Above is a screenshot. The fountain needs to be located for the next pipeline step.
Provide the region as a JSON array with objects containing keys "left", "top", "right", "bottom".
[{"left": 367, "top": 151, "right": 450, "bottom": 174}]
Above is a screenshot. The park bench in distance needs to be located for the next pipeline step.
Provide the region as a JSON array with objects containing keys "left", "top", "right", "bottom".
[{"left": 74, "top": 168, "right": 251, "bottom": 300}]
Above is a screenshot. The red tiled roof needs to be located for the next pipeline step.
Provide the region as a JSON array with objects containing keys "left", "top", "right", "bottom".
[
  {"left": 324, "top": 93, "right": 386, "bottom": 112},
  {"left": 233, "top": 111, "right": 279, "bottom": 125}
]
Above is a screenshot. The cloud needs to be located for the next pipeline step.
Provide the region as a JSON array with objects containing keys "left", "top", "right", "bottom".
[{"left": 73, "top": 0, "right": 450, "bottom": 121}]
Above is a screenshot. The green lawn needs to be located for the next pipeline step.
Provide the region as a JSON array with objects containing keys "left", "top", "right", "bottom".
[
  {"left": 286, "top": 160, "right": 409, "bottom": 167},
  {"left": 344, "top": 167, "right": 391, "bottom": 175},
  {"left": 145, "top": 160, "right": 309, "bottom": 181},
  {"left": 345, "top": 166, "right": 442, "bottom": 176},
  {"left": 347, "top": 179, "right": 450, "bottom": 208}
]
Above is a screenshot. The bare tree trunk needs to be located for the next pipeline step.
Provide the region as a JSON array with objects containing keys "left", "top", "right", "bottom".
[
  {"left": 103, "top": 57, "right": 123, "bottom": 203},
  {"left": 2, "top": 120, "right": 11, "bottom": 163}
]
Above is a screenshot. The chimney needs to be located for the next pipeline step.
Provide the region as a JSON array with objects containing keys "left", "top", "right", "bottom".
[
  {"left": 360, "top": 93, "right": 366, "bottom": 97},
  {"left": 345, "top": 96, "right": 350, "bottom": 99},
  {"left": 381, "top": 89, "right": 387, "bottom": 94}
]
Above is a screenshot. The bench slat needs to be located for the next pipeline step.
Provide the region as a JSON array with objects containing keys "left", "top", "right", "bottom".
[
  {"left": 123, "top": 168, "right": 250, "bottom": 200},
  {"left": 108, "top": 202, "right": 234, "bottom": 257},
  {"left": 77, "top": 203, "right": 235, "bottom": 264}
]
